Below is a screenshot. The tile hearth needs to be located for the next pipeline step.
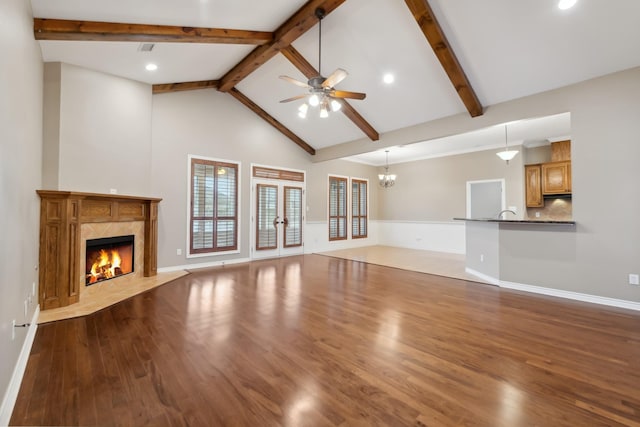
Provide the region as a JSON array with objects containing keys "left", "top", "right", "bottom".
[{"left": 38, "top": 270, "right": 188, "bottom": 324}]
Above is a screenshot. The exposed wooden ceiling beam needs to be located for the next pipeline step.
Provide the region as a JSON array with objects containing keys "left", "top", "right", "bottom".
[
  {"left": 404, "top": 0, "right": 483, "bottom": 117},
  {"left": 33, "top": 18, "right": 273, "bottom": 44},
  {"left": 218, "top": 0, "right": 346, "bottom": 92},
  {"left": 227, "top": 88, "right": 316, "bottom": 155},
  {"left": 153, "top": 80, "right": 220, "bottom": 94},
  {"left": 280, "top": 45, "right": 379, "bottom": 141}
]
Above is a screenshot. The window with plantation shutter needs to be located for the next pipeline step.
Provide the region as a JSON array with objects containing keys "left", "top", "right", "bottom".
[
  {"left": 328, "top": 176, "right": 347, "bottom": 241},
  {"left": 352, "top": 179, "right": 368, "bottom": 239},
  {"left": 190, "top": 157, "right": 238, "bottom": 254},
  {"left": 284, "top": 186, "right": 303, "bottom": 247}
]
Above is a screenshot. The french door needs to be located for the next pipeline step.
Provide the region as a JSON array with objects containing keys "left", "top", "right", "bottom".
[{"left": 252, "top": 179, "right": 305, "bottom": 259}]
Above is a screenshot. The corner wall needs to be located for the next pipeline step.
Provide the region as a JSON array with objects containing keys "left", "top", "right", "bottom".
[{"left": 43, "top": 63, "right": 153, "bottom": 195}]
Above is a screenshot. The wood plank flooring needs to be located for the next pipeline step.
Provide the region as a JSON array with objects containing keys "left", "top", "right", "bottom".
[{"left": 11, "top": 254, "right": 640, "bottom": 426}]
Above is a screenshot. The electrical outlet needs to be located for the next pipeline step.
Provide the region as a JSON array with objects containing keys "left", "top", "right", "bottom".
[
  {"left": 629, "top": 274, "right": 639, "bottom": 286},
  {"left": 480, "top": 254, "right": 484, "bottom": 262},
  {"left": 11, "top": 320, "right": 16, "bottom": 341},
  {"left": 535, "top": 212, "right": 541, "bottom": 218},
  {"left": 176, "top": 248, "right": 182, "bottom": 256},
  {"left": 109, "top": 188, "right": 117, "bottom": 194}
]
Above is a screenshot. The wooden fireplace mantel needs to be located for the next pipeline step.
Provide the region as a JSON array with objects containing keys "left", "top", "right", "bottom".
[{"left": 37, "top": 190, "right": 162, "bottom": 310}]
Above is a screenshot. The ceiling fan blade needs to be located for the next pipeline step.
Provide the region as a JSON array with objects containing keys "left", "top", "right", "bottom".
[
  {"left": 322, "top": 68, "right": 348, "bottom": 88},
  {"left": 330, "top": 90, "right": 366, "bottom": 100},
  {"left": 279, "top": 75, "right": 310, "bottom": 88},
  {"left": 279, "top": 94, "right": 309, "bottom": 103}
]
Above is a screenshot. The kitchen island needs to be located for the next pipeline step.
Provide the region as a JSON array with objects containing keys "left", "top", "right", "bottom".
[{"left": 453, "top": 217, "right": 575, "bottom": 285}]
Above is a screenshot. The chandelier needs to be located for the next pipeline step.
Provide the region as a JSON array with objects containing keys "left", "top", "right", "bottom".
[
  {"left": 378, "top": 150, "right": 397, "bottom": 188},
  {"left": 496, "top": 124, "right": 519, "bottom": 164}
]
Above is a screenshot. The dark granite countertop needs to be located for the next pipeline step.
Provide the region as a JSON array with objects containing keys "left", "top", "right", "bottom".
[{"left": 453, "top": 217, "right": 576, "bottom": 225}]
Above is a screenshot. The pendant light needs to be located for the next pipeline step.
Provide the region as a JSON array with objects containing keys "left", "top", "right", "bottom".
[
  {"left": 378, "top": 150, "right": 397, "bottom": 188},
  {"left": 496, "top": 124, "right": 519, "bottom": 164}
]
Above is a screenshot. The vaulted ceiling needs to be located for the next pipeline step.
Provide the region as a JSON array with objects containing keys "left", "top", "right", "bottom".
[{"left": 30, "top": 0, "right": 640, "bottom": 157}]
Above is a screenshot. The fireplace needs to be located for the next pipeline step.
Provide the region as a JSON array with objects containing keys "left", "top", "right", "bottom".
[
  {"left": 37, "top": 190, "right": 161, "bottom": 310},
  {"left": 85, "top": 235, "right": 135, "bottom": 285}
]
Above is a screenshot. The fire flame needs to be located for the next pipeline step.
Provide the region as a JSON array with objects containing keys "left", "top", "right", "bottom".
[{"left": 89, "top": 249, "right": 123, "bottom": 284}]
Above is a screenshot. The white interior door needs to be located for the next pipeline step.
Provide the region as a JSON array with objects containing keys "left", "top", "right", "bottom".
[
  {"left": 466, "top": 179, "right": 505, "bottom": 219},
  {"left": 252, "top": 179, "right": 304, "bottom": 259}
]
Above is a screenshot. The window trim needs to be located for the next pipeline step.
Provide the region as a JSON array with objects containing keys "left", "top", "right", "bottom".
[
  {"left": 328, "top": 175, "right": 349, "bottom": 241},
  {"left": 187, "top": 154, "right": 241, "bottom": 258},
  {"left": 351, "top": 177, "right": 369, "bottom": 239}
]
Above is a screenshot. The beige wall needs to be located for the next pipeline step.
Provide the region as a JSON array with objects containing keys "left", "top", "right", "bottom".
[
  {"left": 306, "top": 159, "right": 380, "bottom": 222},
  {"left": 36, "top": 54, "right": 640, "bottom": 304},
  {"left": 376, "top": 148, "right": 524, "bottom": 221},
  {"left": 316, "top": 66, "right": 640, "bottom": 302},
  {"left": 43, "top": 63, "right": 153, "bottom": 195},
  {"left": 151, "top": 89, "right": 316, "bottom": 266},
  {"left": 523, "top": 145, "right": 551, "bottom": 165},
  {"left": 0, "top": 0, "right": 43, "bottom": 416}
]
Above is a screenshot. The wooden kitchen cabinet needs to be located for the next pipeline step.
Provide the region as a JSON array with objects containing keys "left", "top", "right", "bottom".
[
  {"left": 542, "top": 161, "right": 571, "bottom": 194},
  {"left": 525, "top": 164, "right": 544, "bottom": 207}
]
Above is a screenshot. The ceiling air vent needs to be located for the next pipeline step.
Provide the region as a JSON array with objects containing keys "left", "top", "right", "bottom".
[{"left": 138, "top": 43, "right": 155, "bottom": 52}]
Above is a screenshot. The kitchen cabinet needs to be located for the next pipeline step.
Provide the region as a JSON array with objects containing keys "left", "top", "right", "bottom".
[
  {"left": 525, "top": 164, "right": 544, "bottom": 207},
  {"left": 542, "top": 161, "right": 571, "bottom": 194}
]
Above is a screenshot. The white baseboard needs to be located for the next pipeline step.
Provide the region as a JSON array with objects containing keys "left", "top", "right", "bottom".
[
  {"left": 464, "top": 269, "right": 640, "bottom": 311},
  {"left": 499, "top": 280, "right": 640, "bottom": 312},
  {"left": 158, "top": 256, "right": 251, "bottom": 273},
  {"left": 465, "top": 268, "right": 500, "bottom": 286},
  {"left": 0, "top": 305, "right": 40, "bottom": 426}
]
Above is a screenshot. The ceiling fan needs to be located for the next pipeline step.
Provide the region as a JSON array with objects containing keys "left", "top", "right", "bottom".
[{"left": 279, "top": 7, "right": 366, "bottom": 118}]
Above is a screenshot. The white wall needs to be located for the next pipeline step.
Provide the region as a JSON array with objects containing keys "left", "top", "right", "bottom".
[{"left": 0, "top": 0, "right": 43, "bottom": 422}]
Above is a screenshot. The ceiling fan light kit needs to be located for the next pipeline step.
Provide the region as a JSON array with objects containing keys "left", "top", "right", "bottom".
[{"left": 279, "top": 8, "right": 366, "bottom": 119}]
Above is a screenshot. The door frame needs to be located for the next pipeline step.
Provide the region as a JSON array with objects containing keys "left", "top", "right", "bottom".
[
  {"left": 465, "top": 179, "right": 506, "bottom": 219},
  {"left": 250, "top": 164, "right": 306, "bottom": 260}
]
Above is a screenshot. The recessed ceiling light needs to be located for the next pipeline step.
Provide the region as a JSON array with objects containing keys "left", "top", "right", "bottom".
[
  {"left": 558, "top": 0, "right": 577, "bottom": 10},
  {"left": 383, "top": 73, "right": 395, "bottom": 84},
  {"left": 145, "top": 63, "right": 158, "bottom": 71}
]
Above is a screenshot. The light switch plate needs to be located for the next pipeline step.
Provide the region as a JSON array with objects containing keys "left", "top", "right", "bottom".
[{"left": 629, "top": 274, "right": 639, "bottom": 285}]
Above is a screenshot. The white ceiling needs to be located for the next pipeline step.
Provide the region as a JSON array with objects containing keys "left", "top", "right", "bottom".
[{"left": 30, "top": 0, "right": 640, "bottom": 155}]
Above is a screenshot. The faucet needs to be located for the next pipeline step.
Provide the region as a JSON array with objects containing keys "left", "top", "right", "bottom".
[{"left": 496, "top": 209, "right": 516, "bottom": 219}]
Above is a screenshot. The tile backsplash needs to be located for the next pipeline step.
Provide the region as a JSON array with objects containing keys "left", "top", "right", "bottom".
[{"left": 526, "top": 197, "right": 572, "bottom": 220}]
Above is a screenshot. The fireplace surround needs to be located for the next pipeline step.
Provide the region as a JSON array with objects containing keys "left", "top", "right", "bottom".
[{"left": 37, "top": 190, "right": 161, "bottom": 310}]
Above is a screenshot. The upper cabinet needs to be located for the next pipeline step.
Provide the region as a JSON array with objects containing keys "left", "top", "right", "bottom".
[
  {"left": 525, "top": 140, "right": 572, "bottom": 206},
  {"left": 550, "top": 140, "right": 571, "bottom": 162},
  {"left": 525, "top": 164, "right": 543, "bottom": 207},
  {"left": 542, "top": 161, "right": 572, "bottom": 194}
]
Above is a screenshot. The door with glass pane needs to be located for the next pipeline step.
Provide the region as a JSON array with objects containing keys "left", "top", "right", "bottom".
[{"left": 253, "top": 180, "right": 304, "bottom": 259}]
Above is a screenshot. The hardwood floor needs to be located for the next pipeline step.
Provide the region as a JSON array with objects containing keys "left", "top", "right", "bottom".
[{"left": 11, "top": 254, "right": 640, "bottom": 426}]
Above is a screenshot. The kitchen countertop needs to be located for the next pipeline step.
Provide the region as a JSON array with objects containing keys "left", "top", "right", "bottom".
[{"left": 453, "top": 217, "right": 576, "bottom": 225}]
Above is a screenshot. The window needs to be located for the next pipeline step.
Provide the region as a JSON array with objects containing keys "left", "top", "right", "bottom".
[
  {"left": 328, "top": 176, "right": 348, "bottom": 241},
  {"left": 189, "top": 157, "right": 238, "bottom": 255},
  {"left": 351, "top": 179, "right": 368, "bottom": 238}
]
